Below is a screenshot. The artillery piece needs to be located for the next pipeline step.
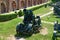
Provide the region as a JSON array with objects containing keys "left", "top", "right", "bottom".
[
  {"left": 53, "top": 1, "right": 60, "bottom": 15},
  {"left": 16, "top": 9, "right": 41, "bottom": 36},
  {"left": 53, "top": 21, "right": 60, "bottom": 40}
]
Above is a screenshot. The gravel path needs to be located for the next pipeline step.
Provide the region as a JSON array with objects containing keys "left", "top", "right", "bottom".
[
  {"left": 7, "top": 35, "right": 25, "bottom": 40},
  {"left": 40, "top": 28, "right": 48, "bottom": 35},
  {"left": 40, "top": 11, "right": 53, "bottom": 18},
  {"left": 41, "top": 20, "right": 54, "bottom": 25},
  {"left": 19, "top": 11, "right": 53, "bottom": 25},
  {"left": 19, "top": 11, "right": 53, "bottom": 19}
]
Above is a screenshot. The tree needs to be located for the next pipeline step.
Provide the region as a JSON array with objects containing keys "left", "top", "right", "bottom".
[{"left": 51, "top": 0, "right": 60, "bottom": 3}]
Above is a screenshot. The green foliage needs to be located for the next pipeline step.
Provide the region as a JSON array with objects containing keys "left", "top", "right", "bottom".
[
  {"left": 51, "top": 0, "right": 60, "bottom": 3},
  {"left": 27, "top": 4, "right": 47, "bottom": 11},
  {"left": 0, "top": 13, "right": 17, "bottom": 22},
  {"left": 27, "top": 1, "right": 51, "bottom": 11},
  {"left": 0, "top": 18, "right": 23, "bottom": 37},
  {"left": 33, "top": 6, "right": 51, "bottom": 16},
  {"left": 28, "top": 5, "right": 43, "bottom": 11},
  {"left": 0, "top": 18, "right": 53, "bottom": 40},
  {"left": 41, "top": 13, "right": 60, "bottom": 23},
  {"left": 18, "top": 10, "right": 23, "bottom": 17}
]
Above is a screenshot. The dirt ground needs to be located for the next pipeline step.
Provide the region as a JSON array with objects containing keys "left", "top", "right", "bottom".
[
  {"left": 7, "top": 35, "right": 26, "bottom": 40},
  {"left": 0, "top": 27, "right": 48, "bottom": 40},
  {"left": 40, "top": 27, "right": 48, "bottom": 35},
  {"left": 0, "top": 35, "right": 25, "bottom": 40}
]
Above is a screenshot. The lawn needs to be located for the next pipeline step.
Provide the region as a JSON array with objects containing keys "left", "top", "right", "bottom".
[
  {"left": 41, "top": 13, "right": 60, "bottom": 23},
  {"left": 26, "top": 23, "right": 53, "bottom": 40},
  {"left": 1, "top": 16, "right": 60, "bottom": 40},
  {"left": 0, "top": 18, "right": 23, "bottom": 39},
  {"left": 33, "top": 6, "right": 52, "bottom": 16},
  {"left": 0, "top": 17, "right": 54, "bottom": 40},
  {"left": 0, "top": 4, "right": 54, "bottom": 40}
]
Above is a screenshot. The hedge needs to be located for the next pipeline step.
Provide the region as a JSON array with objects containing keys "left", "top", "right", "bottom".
[
  {"left": 17, "top": 10, "right": 23, "bottom": 17},
  {"left": 16, "top": 1, "right": 51, "bottom": 16},
  {"left": 51, "top": 0, "right": 60, "bottom": 3},
  {"left": 0, "top": 1, "right": 51, "bottom": 22},
  {"left": 16, "top": 1, "right": 51, "bottom": 13},
  {"left": 0, "top": 13, "right": 17, "bottom": 22},
  {"left": 26, "top": 1, "right": 51, "bottom": 11},
  {"left": 17, "top": 1, "right": 51, "bottom": 16}
]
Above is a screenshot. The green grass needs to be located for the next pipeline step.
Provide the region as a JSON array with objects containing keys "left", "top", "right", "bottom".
[
  {"left": 0, "top": 5, "right": 54, "bottom": 40},
  {"left": 26, "top": 23, "right": 53, "bottom": 40},
  {"left": 0, "top": 17, "right": 60, "bottom": 40},
  {"left": 0, "top": 17, "right": 54, "bottom": 40},
  {"left": 33, "top": 6, "right": 52, "bottom": 16},
  {"left": 41, "top": 13, "right": 60, "bottom": 23},
  {"left": 0, "top": 18, "right": 23, "bottom": 37}
]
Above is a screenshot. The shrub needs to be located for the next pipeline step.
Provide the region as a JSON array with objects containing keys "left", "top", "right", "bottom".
[
  {"left": 18, "top": 10, "right": 23, "bottom": 17},
  {"left": 27, "top": 5, "right": 43, "bottom": 11},
  {"left": 0, "top": 13, "right": 17, "bottom": 22},
  {"left": 27, "top": 1, "right": 51, "bottom": 11},
  {"left": 51, "top": 0, "right": 60, "bottom": 3},
  {"left": 17, "top": 1, "right": 51, "bottom": 16}
]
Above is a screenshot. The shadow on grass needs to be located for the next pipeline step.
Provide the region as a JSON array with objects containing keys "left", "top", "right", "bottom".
[
  {"left": 13, "top": 33, "right": 32, "bottom": 40},
  {"left": 14, "top": 26, "right": 41, "bottom": 40},
  {"left": 53, "top": 14, "right": 60, "bottom": 18},
  {"left": 15, "top": 34, "right": 31, "bottom": 38},
  {"left": 14, "top": 30, "right": 40, "bottom": 39},
  {"left": 55, "top": 15, "right": 60, "bottom": 18}
]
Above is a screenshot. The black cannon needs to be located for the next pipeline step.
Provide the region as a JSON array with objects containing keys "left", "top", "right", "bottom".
[
  {"left": 52, "top": 21, "right": 60, "bottom": 40},
  {"left": 53, "top": 1, "right": 60, "bottom": 15},
  {"left": 16, "top": 9, "right": 41, "bottom": 36}
]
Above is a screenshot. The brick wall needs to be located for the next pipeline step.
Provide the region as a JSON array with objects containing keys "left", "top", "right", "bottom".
[{"left": 0, "top": 0, "right": 48, "bottom": 13}]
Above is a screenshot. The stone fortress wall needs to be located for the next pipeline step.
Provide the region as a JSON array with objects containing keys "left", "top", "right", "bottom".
[{"left": 0, "top": 0, "right": 48, "bottom": 13}]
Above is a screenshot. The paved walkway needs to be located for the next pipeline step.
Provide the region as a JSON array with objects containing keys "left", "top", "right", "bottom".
[
  {"left": 41, "top": 20, "right": 54, "bottom": 25},
  {"left": 19, "top": 7, "right": 53, "bottom": 19},
  {"left": 19, "top": 11, "right": 53, "bottom": 25},
  {"left": 7, "top": 36, "right": 25, "bottom": 40},
  {"left": 19, "top": 16, "right": 24, "bottom": 19},
  {"left": 19, "top": 11, "right": 53, "bottom": 19},
  {"left": 40, "top": 11, "right": 53, "bottom": 18}
]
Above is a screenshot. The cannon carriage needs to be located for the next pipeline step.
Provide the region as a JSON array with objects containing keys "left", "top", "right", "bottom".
[
  {"left": 53, "top": 1, "right": 60, "bottom": 15},
  {"left": 16, "top": 9, "right": 41, "bottom": 36},
  {"left": 53, "top": 21, "right": 60, "bottom": 40}
]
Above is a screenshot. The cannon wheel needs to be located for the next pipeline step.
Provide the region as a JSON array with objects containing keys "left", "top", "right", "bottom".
[
  {"left": 27, "top": 24, "right": 33, "bottom": 36},
  {"left": 16, "top": 23, "right": 24, "bottom": 35},
  {"left": 52, "top": 31, "right": 57, "bottom": 40},
  {"left": 52, "top": 36, "right": 56, "bottom": 40},
  {"left": 52, "top": 34, "right": 57, "bottom": 40},
  {"left": 27, "top": 28, "right": 33, "bottom": 36}
]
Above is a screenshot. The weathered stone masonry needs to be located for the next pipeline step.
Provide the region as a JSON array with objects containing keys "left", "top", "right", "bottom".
[{"left": 0, "top": 0, "right": 48, "bottom": 13}]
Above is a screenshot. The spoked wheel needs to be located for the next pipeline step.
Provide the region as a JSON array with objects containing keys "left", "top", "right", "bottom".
[
  {"left": 27, "top": 28, "right": 33, "bottom": 36},
  {"left": 16, "top": 23, "right": 24, "bottom": 35},
  {"left": 52, "top": 31, "right": 57, "bottom": 40},
  {"left": 52, "top": 35, "right": 56, "bottom": 40}
]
